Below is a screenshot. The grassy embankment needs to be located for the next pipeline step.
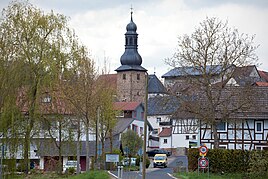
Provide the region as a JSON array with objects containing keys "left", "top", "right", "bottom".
[{"left": 6, "top": 170, "right": 110, "bottom": 179}]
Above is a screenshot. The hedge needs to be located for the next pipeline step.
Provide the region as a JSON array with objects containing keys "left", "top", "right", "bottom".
[{"left": 188, "top": 148, "right": 268, "bottom": 175}]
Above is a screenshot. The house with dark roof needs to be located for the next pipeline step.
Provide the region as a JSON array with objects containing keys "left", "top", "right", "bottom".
[
  {"left": 113, "top": 102, "right": 145, "bottom": 137},
  {"left": 225, "top": 65, "right": 262, "bottom": 86},
  {"left": 147, "top": 95, "right": 179, "bottom": 149},
  {"left": 148, "top": 74, "right": 167, "bottom": 97},
  {"left": 36, "top": 139, "right": 120, "bottom": 171},
  {"left": 162, "top": 65, "right": 268, "bottom": 150}
]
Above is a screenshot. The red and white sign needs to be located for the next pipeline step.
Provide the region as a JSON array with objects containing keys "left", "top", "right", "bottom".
[
  {"left": 199, "top": 157, "right": 209, "bottom": 168},
  {"left": 199, "top": 145, "right": 208, "bottom": 155}
]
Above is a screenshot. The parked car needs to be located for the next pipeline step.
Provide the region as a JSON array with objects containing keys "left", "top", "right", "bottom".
[
  {"left": 63, "top": 160, "right": 80, "bottom": 173},
  {"left": 146, "top": 149, "right": 171, "bottom": 157}
]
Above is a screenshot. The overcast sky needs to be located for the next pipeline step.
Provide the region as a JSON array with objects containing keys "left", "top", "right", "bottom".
[{"left": 0, "top": 0, "right": 267, "bottom": 77}]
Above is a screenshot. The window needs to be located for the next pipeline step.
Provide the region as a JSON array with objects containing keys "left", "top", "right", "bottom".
[
  {"left": 123, "top": 74, "right": 126, "bottom": 80},
  {"left": 164, "top": 139, "right": 168, "bottom": 144},
  {"left": 255, "top": 121, "right": 263, "bottom": 133},
  {"left": 140, "top": 127, "right": 143, "bottom": 135},
  {"left": 132, "top": 124, "right": 138, "bottom": 133},
  {"left": 137, "top": 74, "right": 140, "bottom": 80},
  {"left": 217, "top": 122, "right": 227, "bottom": 132},
  {"left": 152, "top": 129, "right": 158, "bottom": 134},
  {"left": 133, "top": 111, "right": 137, "bottom": 118},
  {"left": 156, "top": 117, "right": 161, "bottom": 123},
  {"left": 192, "top": 135, "right": 196, "bottom": 140},
  {"left": 256, "top": 146, "right": 262, "bottom": 150},
  {"left": 185, "top": 135, "right": 189, "bottom": 140},
  {"left": 219, "top": 145, "right": 227, "bottom": 149}
]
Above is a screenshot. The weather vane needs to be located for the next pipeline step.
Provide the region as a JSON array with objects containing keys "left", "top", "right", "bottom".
[{"left": 130, "top": 4, "right": 133, "bottom": 13}]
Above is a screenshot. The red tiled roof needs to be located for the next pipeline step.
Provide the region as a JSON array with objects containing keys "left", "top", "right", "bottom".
[
  {"left": 158, "top": 127, "right": 172, "bottom": 137},
  {"left": 113, "top": 102, "right": 141, "bottom": 111},
  {"left": 258, "top": 70, "right": 268, "bottom": 82},
  {"left": 97, "top": 74, "right": 117, "bottom": 89},
  {"left": 255, "top": 82, "right": 268, "bottom": 86}
]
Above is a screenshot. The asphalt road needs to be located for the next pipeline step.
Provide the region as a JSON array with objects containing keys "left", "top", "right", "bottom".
[{"left": 109, "top": 156, "right": 183, "bottom": 179}]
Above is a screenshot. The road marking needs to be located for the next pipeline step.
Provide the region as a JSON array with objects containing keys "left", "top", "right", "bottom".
[
  {"left": 107, "top": 171, "right": 118, "bottom": 179},
  {"left": 167, "top": 173, "right": 178, "bottom": 179}
]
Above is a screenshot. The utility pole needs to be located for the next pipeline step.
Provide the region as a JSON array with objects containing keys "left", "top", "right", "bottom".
[
  {"left": 142, "top": 72, "right": 148, "bottom": 179},
  {"left": 95, "top": 106, "right": 100, "bottom": 168},
  {"left": 0, "top": 144, "right": 4, "bottom": 179}
]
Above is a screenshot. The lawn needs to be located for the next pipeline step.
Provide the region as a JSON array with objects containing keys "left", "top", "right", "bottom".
[
  {"left": 175, "top": 172, "right": 244, "bottom": 179},
  {"left": 5, "top": 170, "right": 110, "bottom": 179}
]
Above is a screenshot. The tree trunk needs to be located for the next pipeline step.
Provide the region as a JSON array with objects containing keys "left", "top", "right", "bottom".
[
  {"left": 109, "top": 129, "right": 113, "bottom": 153},
  {"left": 76, "top": 119, "right": 81, "bottom": 175},
  {"left": 212, "top": 123, "right": 219, "bottom": 149},
  {"left": 85, "top": 121, "right": 90, "bottom": 171},
  {"left": 101, "top": 138, "right": 105, "bottom": 169},
  {"left": 58, "top": 122, "right": 62, "bottom": 174},
  {"left": 23, "top": 129, "right": 30, "bottom": 174},
  {"left": 23, "top": 115, "right": 34, "bottom": 174}
]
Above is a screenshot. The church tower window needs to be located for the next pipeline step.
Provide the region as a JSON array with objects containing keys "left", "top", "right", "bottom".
[{"left": 137, "top": 74, "right": 140, "bottom": 80}]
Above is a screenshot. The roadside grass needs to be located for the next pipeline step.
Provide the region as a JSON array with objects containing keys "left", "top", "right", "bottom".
[
  {"left": 175, "top": 171, "right": 244, "bottom": 179},
  {"left": 5, "top": 170, "right": 110, "bottom": 179},
  {"left": 123, "top": 165, "right": 140, "bottom": 171}
]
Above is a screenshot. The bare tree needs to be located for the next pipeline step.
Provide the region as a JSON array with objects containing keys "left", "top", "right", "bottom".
[
  {"left": 94, "top": 77, "right": 117, "bottom": 168},
  {"left": 166, "top": 17, "right": 258, "bottom": 148}
]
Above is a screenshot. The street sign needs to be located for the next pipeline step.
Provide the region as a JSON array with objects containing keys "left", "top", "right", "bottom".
[
  {"left": 199, "top": 145, "right": 208, "bottom": 155},
  {"left": 138, "top": 148, "right": 143, "bottom": 156},
  {"left": 199, "top": 157, "right": 209, "bottom": 169},
  {"left": 106, "top": 154, "right": 119, "bottom": 163},
  {"left": 124, "top": 147, "right": 129, "bottom": 155}
]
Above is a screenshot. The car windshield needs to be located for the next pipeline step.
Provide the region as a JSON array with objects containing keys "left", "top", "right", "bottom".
[{"left": 154, "top": 156, "right": 165, "bottom": 160}]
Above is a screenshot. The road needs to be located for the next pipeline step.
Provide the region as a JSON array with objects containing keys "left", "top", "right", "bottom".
[{"left": 109, "top": 156, "right": 187, "bottom": 179}]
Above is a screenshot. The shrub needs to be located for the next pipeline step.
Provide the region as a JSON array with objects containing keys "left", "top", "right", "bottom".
[
  {"left": 187, "top": 148, "right": 267, "bottom": 175},
  {"left": 66, "top": 167, "right": 76, "bottom": 175},
  {"left": 135, "top": 155, "right": 150, "bottom": 168},
  {"left": 247, "top": 150, "right": 268, "bottom": 178},
  {"left": 187, "top": 148, "right": 199, "bottom": 171}
]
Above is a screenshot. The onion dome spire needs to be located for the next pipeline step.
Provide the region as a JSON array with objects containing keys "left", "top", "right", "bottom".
[{"left": 115, "top": 8, "right": 146, "bottom": 72}]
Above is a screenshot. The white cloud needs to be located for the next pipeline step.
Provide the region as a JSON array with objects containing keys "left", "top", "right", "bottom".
[{"left": 0, "top": 0, "right": 267, "bottom": 76}]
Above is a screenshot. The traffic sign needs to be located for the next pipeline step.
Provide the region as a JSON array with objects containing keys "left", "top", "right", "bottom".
[
  {"left": 199, "top": 145, "right": 208, "bottom": 155},
  {"left": 199, "top": 157, "right": 209, "bottom": 168},
  {"left": 138, "top": 148, "right": 143, "bottom": 156}
]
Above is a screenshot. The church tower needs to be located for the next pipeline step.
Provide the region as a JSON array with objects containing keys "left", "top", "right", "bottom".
[{"left": 115, "top": 10, "right": 147, "bottom": 104}]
